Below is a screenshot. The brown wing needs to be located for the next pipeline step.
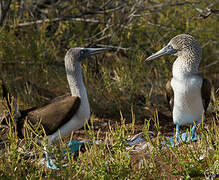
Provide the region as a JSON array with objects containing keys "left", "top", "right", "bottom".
[
  {"left": 165, "top": 79, "right": 174, "bottom": 112},
  {"left": 201, "top": 78, "right": 211, "bottom": 112},
  {"left": 27, "top": 96, "right": 80, "bottom": 135}
]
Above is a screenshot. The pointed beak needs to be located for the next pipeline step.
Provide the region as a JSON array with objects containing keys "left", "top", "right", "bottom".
[
  {"left": 86, "top": 48, "right": 110, "bottom": 57},
  {"left": 145, "top": 44, "right": 177, "bottom": 61}
]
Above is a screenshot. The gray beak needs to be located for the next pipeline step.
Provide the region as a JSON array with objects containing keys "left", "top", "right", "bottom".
[
  {"left": 86, "top": 48, "right": 110, "bottom": 57},
  {"left": 145, "top": 44, "right": 177, "bottom": 61}
]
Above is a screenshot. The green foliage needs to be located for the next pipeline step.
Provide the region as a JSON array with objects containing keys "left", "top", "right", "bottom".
[
  {"left": 0, "top": 0, "right": 218, "bottom": 179},
  {"left": 1, "top": 0, "right": 218, "bottom": 113},
  {"left": 0, "top": 104, "right": 218, "bottom": 179}
]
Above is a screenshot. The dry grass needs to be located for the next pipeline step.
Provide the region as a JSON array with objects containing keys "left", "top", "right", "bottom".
[{"left": 0, "top": 0, "right": 219, "bottom": 179}]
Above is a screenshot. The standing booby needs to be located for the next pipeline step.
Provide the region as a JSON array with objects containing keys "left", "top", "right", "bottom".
[
  {"left": 1, "top": 48, "right": 109, "bottom": 144},
  {"left": 145, "top": 34, "right": 211, "bottom": 146}
]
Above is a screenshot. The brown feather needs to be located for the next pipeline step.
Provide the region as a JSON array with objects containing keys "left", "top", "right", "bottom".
[
  {"left": 165, "top": 79, "right": 174, "bottom": 112},
  {"left": 26, "top": 96, "right": 80, "bottom": 135},
  {"left": 201, "top": 78, "right": 211, "bottom": 112}
]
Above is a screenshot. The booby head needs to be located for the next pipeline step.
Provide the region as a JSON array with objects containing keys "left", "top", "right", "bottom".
[
  {"left": 64, "top": 47, "right": 110, "bottom": 97},
  {"left": 145, "top": 34, "right": 202, "bottom": 61},
  {"left": 65, "top": 47, "right": 110, "bottom": 62}
]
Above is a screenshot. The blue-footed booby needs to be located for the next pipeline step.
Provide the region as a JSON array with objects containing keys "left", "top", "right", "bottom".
[
  {"left": 1, "top": 48, "right": 109, "bottom": 144},
  {"left": 145, "top": 34, "right": 211, "bottom": 146}
]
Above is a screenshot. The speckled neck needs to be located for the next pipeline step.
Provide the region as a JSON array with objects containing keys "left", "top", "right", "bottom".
[{"left": 172, "top": 51, "right": 201, "bottom": 79}]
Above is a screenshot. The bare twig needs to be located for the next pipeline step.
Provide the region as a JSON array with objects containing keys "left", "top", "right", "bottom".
[
  {"left": 11, "top": 17, "right": 105, "bottom": 28},
  {"left": 10, "top": 3, "right": 128, "bottom": 27},
  {"left": 203, "top": 60, "right": 219, "bottom": 69},
  {"left": 85, "top": 24, "right": 113, "bottom": 41},
  {"left": 2, "top": 61, "right": 65, "bottom": 67},
  {"left": 10, "top": 3, "right": 129, "bottom": 28},
  {"left": 141, "top": 1, "right": 201, "bottom": 11},
  {"left": 198, "top": 8, "right": 219, "bottom": 19},
  {"left": 88, "top": 34, "right": 112, "bottom": 45},
  {"left": 86, "top": 4, "right": 128, "bottom": 14},
  {"left": 96, "top": 44, "right": 130, "bottom": 51},
  {"left": 192, "top": 2, "right": 219, "bottom": 20}
]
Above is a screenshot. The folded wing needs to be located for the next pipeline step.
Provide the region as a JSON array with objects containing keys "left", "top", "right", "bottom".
[{"left": 27, "top": 96, "right": 80, "bottom": 135}]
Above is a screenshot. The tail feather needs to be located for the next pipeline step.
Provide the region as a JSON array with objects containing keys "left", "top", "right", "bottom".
[
  {"left": 0, "top": 79, "right": 21, "bottom": 125},
  {"left": 1, "top": 79, "right": 12, "bottom": 112},
  {"left": 1, "top": 79, "right": 21, "bottom": 115}
]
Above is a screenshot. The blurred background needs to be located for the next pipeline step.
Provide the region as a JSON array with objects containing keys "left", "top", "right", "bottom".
[{"left": 0, "top": 0, "right": 218, "bottom": 122}]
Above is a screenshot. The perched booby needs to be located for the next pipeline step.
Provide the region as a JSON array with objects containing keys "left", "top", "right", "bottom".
[
  {"left": 145, "top": 34, "right": 211, "bottom": 146},
  {"left": 1, "top": 48, "right": 109, "bottom": 144}
]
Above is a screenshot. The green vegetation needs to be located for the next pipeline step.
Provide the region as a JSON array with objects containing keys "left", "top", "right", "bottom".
[{"left": 0, "top": 0, "right": 218, "bottom": 179}]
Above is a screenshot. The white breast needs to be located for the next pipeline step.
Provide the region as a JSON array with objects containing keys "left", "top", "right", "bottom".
[
  {"left": 48, "top": 61, "right": 90, "bottom": 144},
  {"left": 47, "top": 91, "right": 90, "bottom": 144},
  {"left": 171, "top": 75, "right": 204, "bottom": 125}
]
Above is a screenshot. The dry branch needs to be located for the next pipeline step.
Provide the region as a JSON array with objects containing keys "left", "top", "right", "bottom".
[
  {"left": 2, "top": 61, "right": 65, "bottom": 67},
  {"left": 142, "top": 1, "right": 201, "bottom": 11},
  {"left": 11, "top": 17, "right": 105, "bottom": 28},
  {"left": 203, "top": 60, "right": 219, "bottom": 69},
  {"left": 198, "top": 8, "right": 219, "bottom": 19},
  {"left": 96, "top": 44, "right": 129, "bottom": 51}
]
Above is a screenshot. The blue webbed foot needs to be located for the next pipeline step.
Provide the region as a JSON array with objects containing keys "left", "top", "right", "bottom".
[
  {"left": 180, "top": 131, "right": 200, "bottom": 142},
  {"left": 45, "top": 152, "right": 59, "bottom": 170},
  {"left": 45, "top": 139, "right": 83, "bottom": 170},
  {"left": 65, "top": 140, "right": 84, "bottom": 154},
  {"left": 162, "top": 124, "right": 200, "bottom": 147}
]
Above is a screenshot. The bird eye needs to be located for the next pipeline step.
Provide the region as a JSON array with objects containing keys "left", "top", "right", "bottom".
[{"left": 80, "top": 50, "right": 86, "bottom": 55}]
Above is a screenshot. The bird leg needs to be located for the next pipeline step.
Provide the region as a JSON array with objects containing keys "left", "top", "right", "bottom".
[
  {"left": 163, "top": 123, "right": 199, "bottom": 147},
  {"left": 191, "top": 125, "right": 199, "bottom": 141},
  {"left": 166, "top": 123, "right": 182, "bottom": 146},
  {"left": 44, "top": 140, "right": 84, "bottom": 170},
  {"left": 180, "top": 124, "right": 199, "bottom": 142},
  {"left": 175, "top": 123, "right": 180, "bottom": 139}
]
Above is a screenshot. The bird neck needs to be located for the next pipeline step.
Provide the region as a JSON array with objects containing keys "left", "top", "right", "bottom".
[
  {"left": 172, "top": 56, "right": 200, "bottom": 80},
  {"left": 65, "top": 59, "right": 87, "bottom": 98}
]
